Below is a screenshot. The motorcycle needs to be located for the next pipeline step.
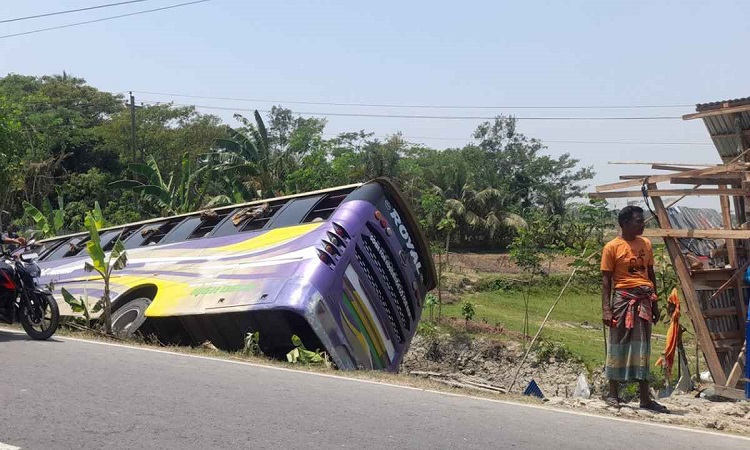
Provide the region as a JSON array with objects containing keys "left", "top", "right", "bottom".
[{"left": 0, "top": 240, "right": 60, "bottom": 339}]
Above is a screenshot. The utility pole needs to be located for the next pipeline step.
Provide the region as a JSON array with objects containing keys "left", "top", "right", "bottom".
[{"left": 129, "top": 91, "right": 137, "bottom": 161}]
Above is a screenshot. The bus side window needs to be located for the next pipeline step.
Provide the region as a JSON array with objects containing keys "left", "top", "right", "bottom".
[
  {"left": 42, "top": 237, "right": 82, "bottom": 261},
  {"left": 62, "top": 237, "right": 89, "bottom": 258},
  {"left": 189, "top": 211, "right": 230, "bottom": 239},
  {"left": 39, "top": 238, "right": 68, "bottom": 261},
  {"left": 105, "top": 227, "right": 138, "bottom": 251},
  {"left": 302, "top": 193, "right": 348, "bottom": 223},
  {"left": 61, "top": 230, "right": 122, "bottom": 258},
  {"left": 141, "top": 218, "right": 184, "bottom": 246},
  {"left": 269, "top": 196, "right": 323, "bottom": 228},
  {"left": 236, "top": 202, "right": 285, "bottom": 232}
]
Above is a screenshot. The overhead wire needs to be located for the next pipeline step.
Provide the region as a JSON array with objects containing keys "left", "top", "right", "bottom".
[
  {"left": 0, "top": 0, "right": 152, "bottom": 24},
  {"left": 138, "top": 100, "right": 683, "bottom": 120},
  {"left": 0, "top": 0, "right": 211, "bottom": 39},
  {"left": 14, "top": 98, "right": 710, "bottom": 146},
  {"left": 319, "top": 133, "right": 713, "bottom": 146},
  {"left": 132, "top": 90, "right": 694, "bottom": 110}
]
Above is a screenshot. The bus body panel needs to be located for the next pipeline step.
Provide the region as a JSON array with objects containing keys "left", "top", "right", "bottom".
[{"left": 37, "top": 180, "right": 434, "bottom": 371}]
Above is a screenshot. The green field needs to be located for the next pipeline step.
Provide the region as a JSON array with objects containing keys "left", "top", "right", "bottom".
[{"left": 435, "top": 275, "right": 673, "bottom": 372}]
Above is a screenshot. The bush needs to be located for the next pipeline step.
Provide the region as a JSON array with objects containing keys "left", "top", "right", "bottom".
[{"left": 535, "top": 340, "right": 579, "bottom": 365}]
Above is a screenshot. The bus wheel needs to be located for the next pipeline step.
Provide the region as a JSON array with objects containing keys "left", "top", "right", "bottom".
[{"left": 111, "top": 297, "right": 152, "bottom": 338}]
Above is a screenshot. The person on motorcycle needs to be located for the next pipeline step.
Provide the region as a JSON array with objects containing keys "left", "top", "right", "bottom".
[{"left": 1, "top": 224, "right": 26, "bottom": 252}]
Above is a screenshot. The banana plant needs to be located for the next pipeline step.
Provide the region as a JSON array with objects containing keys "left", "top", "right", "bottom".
[
  {"left": 83, "top": 202, "right": 127, "bottom": 335},
  {"left": 22, "top": 187, "right": 65, "bottom": 238},
  {"left": 110, "top": 153, "right": 213, "bottom": 215},
  {"left": 60, "top": 287, "right": 101, "bottom": 329},
  {"left": 285, "top": 334, "right": 331, "bottom": 367}
]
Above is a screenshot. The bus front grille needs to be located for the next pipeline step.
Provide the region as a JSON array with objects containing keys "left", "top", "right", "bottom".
[
  {"left": 356, "top": 249, "right": 405, "bottom": 344},
  {"left": 361, "top": 232, "right": 413, "bottom": 331}
]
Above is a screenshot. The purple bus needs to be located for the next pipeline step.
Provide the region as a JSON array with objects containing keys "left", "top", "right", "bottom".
[{"left": 37, "top": 179, "right": 436, "bottom": 371}]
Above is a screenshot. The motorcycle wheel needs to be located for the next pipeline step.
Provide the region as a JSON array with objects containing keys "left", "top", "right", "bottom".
[{"left": 21, "top": 293, "right": 60, "bottom": 340}]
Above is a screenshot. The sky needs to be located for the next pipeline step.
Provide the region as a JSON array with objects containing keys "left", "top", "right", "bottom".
[{"left": 2, "top": 0, "right": 749, "bottom": 209}]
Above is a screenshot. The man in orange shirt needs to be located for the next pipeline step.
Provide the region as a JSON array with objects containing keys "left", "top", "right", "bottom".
[{"left": 601, "top": 205, "right": 667, "bottom": 413}]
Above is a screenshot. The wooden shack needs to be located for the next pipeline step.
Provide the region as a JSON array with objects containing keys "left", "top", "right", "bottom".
[{"left": 590, "top": 97, "right": 750, "bottom": 399}]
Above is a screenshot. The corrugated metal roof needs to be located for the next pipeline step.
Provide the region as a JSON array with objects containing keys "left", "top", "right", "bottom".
[
  {"left": 696, "top": 97, "right": 750, "bottom": 112},
  {"left": 703, "top": 113, "right": 750, "bottom": 160},
  {"left": 688, "top": 96, "right": 750, "bottom": 161},
  {"left": 667, "top": 206, "right": 724, "bottom": 257}
]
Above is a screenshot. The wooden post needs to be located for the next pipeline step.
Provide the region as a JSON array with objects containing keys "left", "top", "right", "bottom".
[
  {"left": 719, "top": 185, "right": 748, "bottom": 323},
  {"left": 647, "top": 184, "right": 728, "bottom": 385},
  {"left": 725, "top": 342, "right": 746, "bottom": 388}
]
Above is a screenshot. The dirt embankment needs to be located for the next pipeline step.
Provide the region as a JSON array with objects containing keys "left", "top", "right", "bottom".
[
  {"left": 402, "top": 334, "right": 750, "bottom": 434},
  {"left": 436, "top": 252, "right": 576, "bottom": 275},
  {"left": 402, "top": 334, "right": 599, "bottom": 398}
]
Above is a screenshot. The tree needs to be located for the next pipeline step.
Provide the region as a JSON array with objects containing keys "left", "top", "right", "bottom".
[
  {"left": 82, "top": 202, "right": 128, "bottom": 335},
  {"left": 444, "top": 184, "right": 526, "bottom": 248},
  {"left": 111, "top": 153, "right": 217, "bottom": 215},
  {"left": 463, "top": 116, "right": 594, "bottom": 216},
  {"left": 213, "top": 111, "right": 272, "bottom": 198},
  {"left": 437, "top": 217, "right": 457, "bottom": 268},
  {"left": 97, "top": 102, "right": 225, "bottom": 171},
  {"left": 461, "top": 301, "right": 476, "bottom": 330},
  {"left": 22, "top": 187, "right": 65, "bottom": 237},
  {"left": 509, "top": 212, "right": 552, "bottom": 347},
  {"left": 362, "top": 135, "right": 403, "bottom": 179}
]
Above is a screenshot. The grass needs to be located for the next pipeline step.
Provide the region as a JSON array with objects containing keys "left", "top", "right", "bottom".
[{"left": 435, "top": 274, "right": 673, "bottom": 373}]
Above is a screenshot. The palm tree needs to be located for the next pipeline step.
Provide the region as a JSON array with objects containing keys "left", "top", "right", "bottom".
[
  {"left": 212, "top": 111, "right": 282, "bottom": 199},
  {"left": 443, "top": 184, "right": 526, "bottom": 247}
]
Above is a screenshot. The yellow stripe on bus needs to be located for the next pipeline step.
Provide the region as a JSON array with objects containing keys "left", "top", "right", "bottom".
[
  {"left": 216, "top": 223, "right": 323, "bottom": 254},
  {"left": 142, "top": 224, "right": 322, "bottom": 317}
]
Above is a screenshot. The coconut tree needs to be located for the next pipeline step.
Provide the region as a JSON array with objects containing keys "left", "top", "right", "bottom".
[
  {"left": 443, "top": 184, "right": 526, "bottom": 247},
  {"left": 212, "top": 111, "right": 279, "bottom": 199}
]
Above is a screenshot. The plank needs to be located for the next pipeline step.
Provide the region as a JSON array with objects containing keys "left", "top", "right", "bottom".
[
  {"left": 713, "top": 339, "right": 743, "bottom": 350},
  {"left": 595, "top": 164, "right": 738, "bottom": 192},
  {"left": 608, "top": 161, "right": 713, "bottom": 166},
  {"left": 725, "top": 343, "right": 746, "bottom": 388},
  {"left": 641, "top": 228, "right": 750, "bottom": 239},
  {"left": 647, "top": 182, "right": 728, "bottom": 385},
  {"left": 711, "top": 385, "right": 747, "bottom": 401},
  {"left": 670, "top": 174, "right": 743, "bottom": 185},
  {"left": 683, "top": 103, "right": 750, "bottom": 120},
  {"left": 652, "top": 164, "right": 705, "bottom": 171},
  {"left": 702, "top": 261, "right": 749, "bottom": 307},
  {"left": 703, "top": 307, "right": 743, "bottom": 318},
  {"left": 590, "top": 188, "right": 746, "bottom": 199},
  {"left": 710, "top": 331, "right": 744, "bottom": 340},
  {"left": 620, "top": 175, "right": 653, "bottom": 180},
  {"left": 719, "top": 186, "right": 738, "bottom": 267},
  {"left": 720, "top": 185, "right": 749, "bottom": 326}
]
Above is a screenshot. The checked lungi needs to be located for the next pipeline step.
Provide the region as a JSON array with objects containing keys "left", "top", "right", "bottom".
[{"left": 605, "top": 286, "right": 656, "bottom": 382}]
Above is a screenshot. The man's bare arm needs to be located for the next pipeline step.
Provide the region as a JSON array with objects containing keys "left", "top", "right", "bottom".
[{"left": 602, "top": 271, "right": 614, "bottom": 325}]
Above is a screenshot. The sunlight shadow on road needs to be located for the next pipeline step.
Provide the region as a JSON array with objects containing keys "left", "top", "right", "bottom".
[{"left": 0, "top": 329, "right": 63, "bottom": 344}]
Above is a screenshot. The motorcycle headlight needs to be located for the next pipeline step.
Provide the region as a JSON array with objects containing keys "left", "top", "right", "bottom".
[{"left": 23, "top": 262, "right": 41, "bottom": 278}]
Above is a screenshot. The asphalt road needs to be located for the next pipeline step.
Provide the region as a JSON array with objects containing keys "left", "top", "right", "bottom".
[{"left": 1, "top": 329, "right": 748, "bottom": 450}]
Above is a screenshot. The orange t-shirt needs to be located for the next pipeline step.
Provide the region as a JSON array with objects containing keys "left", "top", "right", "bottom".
[{"left": 600, "top": 236, "right": 654, "bottom": 289}]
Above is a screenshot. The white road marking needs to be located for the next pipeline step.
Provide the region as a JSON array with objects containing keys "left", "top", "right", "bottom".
[
  {"left": 2, "top": 327, "right": 749, "bottom": 442},
  {"left": 0, "top": 442, "right": 21, "bottom": 450}
]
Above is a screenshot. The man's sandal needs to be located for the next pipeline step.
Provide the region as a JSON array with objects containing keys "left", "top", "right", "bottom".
[{"left": 640, "top": 400, "right": 669, "bottom": 414}]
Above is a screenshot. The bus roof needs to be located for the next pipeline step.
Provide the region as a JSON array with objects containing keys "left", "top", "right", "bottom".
[{"left": 40, "top": 183, "right": 363, "bottom": 243}]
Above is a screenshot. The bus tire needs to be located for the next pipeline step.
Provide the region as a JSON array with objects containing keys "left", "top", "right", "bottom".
[{"left": 111, "top": 296, "right": 152, "bottom": 338}]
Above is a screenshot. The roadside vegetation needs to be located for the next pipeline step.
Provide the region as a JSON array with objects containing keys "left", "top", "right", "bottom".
[{"left": 2, "top": 72, "right": 694, "bottom": 390}]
